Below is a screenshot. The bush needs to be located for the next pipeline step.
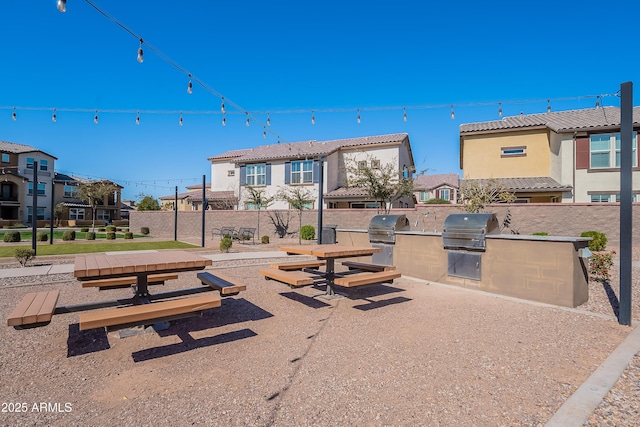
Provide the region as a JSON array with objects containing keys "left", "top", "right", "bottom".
[
  {"left": 86, "top": 232, "right": 96, "bottom": 240},
  {"left": 36, "top": 232, "right": 48, "bottom": 241},
  {"left": 589, "top": 250, "right": 616, "bottom": 282},
  {"left": 423, "top": 198, "right": 452, "bottom": 204},
  {"left": 62, "top": 230, "right": 76, "bottom": 241},
  {"left": 220, "top": 236, "right": 233, "bottom": 252},
  {"left": 580, "top": 231, "right": 608, "bottom": 252},
  {"left": 261, "top": 235, "right": 270, "bottom": 244},
  {"left": 81, "top": 227, "right": 89, "bottom": 232},
  {"left": 106, "top": 232, "right": 116, "bottom": 240},
  {"left": 532, "top": 232, "right": 548, "bottom": 236},
  {"left": 140, "top": 226, "right": 150, "bottom": 235},
  {"left": 98, "top": 227, "right": 106, "bottom": 232},
  {"left": 15, "top": 248, "right": 35, "bottom": 267},
  {"left": 106, "top": 225, "right": 116, "bottom": 232},
  {"left": 3, "top": 231, "right": 21, "bottom": 242},
  {"left": 300, "top": 225, "right": 315, "bottom": 240},
  {"left": 124, "top": 232, "right": 133, "bottom": 239}
]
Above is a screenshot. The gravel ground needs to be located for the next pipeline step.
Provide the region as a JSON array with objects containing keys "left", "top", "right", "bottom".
[{"left": 0, "top": 244, "right": 638, "bottom": 426}]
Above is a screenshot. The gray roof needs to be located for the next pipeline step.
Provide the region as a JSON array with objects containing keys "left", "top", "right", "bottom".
[
  {"left": 413, "top": 174, "right": 459, "bottom": 190},
  {"left": 460, "top": 106, "right": 640, "bottom": 134},
  {"left": 461, "top": 177, "right": 572, "bottom": 193},
  {"left": 323, "top": 187, "right": 371, "bottom": 199},
  {"left": 0, "top": 140, "right": 57, "bottom": 159},
  {"left": 208, "top": 133, "right": 410, "bottom": 163}
]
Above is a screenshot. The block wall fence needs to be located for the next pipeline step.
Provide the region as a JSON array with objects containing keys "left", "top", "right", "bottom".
[{"left": 130, "top": 203, "right": 640, "bottom": 246}]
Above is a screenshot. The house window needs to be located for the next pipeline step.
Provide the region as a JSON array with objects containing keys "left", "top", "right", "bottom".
[
  {"left": 227, "top": 170, "right": 235, "bottom": 177},
  {"left": 26, "top": 157, "right": 34, "bottom": 169},
  {"left": 27, "top": 182, "right": 46, "bottom": 196},
  {"left": 27, "top": 207, "right": 45, "bottom": 222},
  {"left": 246, "top": 164, "right": 266, "bottom": 186},
  {"left": 69, "top": 208, "right": 85, "bottom": 220},
  {"left": 39, "top": 159, "right": 48, "bottom": 171},
  {"left": 419, "top": 191, "right": 429, "bottom": 202},
  {"left": 438, "top": 189, "right": 450, "bottom": 200},
  {"left": 358, "top": 161, "right": 367, "bottom": 169},
  {"left": 1, "top": 153, "right": 9, "bottom": 163},
  {"left": 64, "top": 185, "right": 78, "bottom": 198},
  {"left": 590, "top": 194, "right": 614, "bottom": 203},
  {"left": 350, "top": 202, "right": 380, "bottom": 209},
  {"left": 590, "top": 132, "right": 637, "bottom": 168},
  {"left": 96, "top": 209, "right": 110, "bottom": 220},
  {"left": 501, "top": 146, "right": 526, "bottom": 156},
  {"left": 615, "top": 194, "right": 639, "bottom": 202},
  {"left": 371, "top": 160, "right": 381, "bottom": 169},
  {"left": 291, "top": 160, "right": 313, "bottom": 184}
]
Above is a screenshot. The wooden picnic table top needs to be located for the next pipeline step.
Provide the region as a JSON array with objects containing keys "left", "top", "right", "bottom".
[
  {"left": 279, "top": 244, "right": 381, "bottom": 259},
  {"left": 74, "top": 250, "right": 213, "bottom": 279}
]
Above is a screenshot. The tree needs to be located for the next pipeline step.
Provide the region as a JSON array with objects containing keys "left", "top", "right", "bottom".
[
  {"left": 77, "top": 180, "right": 119, "bottom": 231},
  {"left": 244, "top": 186, "right": 275, "bottom": 239},
  {"left": 344, "top": 154, "right": 414, "bottom": 213},
  {"left": 458, "top": 178, "right": 518, "bottom": 233},
  {"left": 53, "top": 203, "right": 64, "bottom": 226},
  {"left": 137, "top": 194, "right": 161, "bottom": 211},
  {"left": 277, "top": 186, "right": 314, "bottom": 244}
]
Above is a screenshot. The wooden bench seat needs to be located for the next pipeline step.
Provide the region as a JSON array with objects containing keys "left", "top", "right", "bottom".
[
  {"left": 334, "top": 271, "right": 401, "bottom": 288},
  {"left": 270, "top": 260, "right": 326, "bottom": 271},
  {"left": 78, "top": 294, "right": 221, "bottom": 331},
  {"left": 7, "top": 290, "right": 60, "bottom": 327},
  {"left": 197, "top": 271, "right": 247, "bottom": 296},
  {"left": 81, "top": 273, "right": 179, "bottom": 289},
  {"left": 259, "top": 268, "right": 315, "bottom": 287},
  {"left": 341, "top": 261, "right": 397, "bottom": 272}
]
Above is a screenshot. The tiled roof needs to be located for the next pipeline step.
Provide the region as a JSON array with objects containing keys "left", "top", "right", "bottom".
[
  {"left": 323, "top": 187, "right": 371, "bottom": 199},
  {"left": 208, "top": 133, "right": 409, "bottom": 163},
  {"left": 0, "top": 140, "right": 57, "bottom": 159},
  {"left": 461, "top": 177, "right": 572, "bottom": 192},
  {"left": 460, "top": 106, "right": 640, "bottom": 134},
  {"left": 160, "top": 190, "right": 236, "bottom": 201},
  {"left": 413, "top": 173, "right": 459, "bottom": 190}
]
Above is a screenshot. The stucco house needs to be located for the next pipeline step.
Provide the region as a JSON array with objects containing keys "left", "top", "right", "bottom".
[
  {"left": 413, "top": 173, "right": 459, "bottom": 203},
  {"left": 159, "top": 183, "right": 237, "bottom": 211},
  {"left": 459, "top": 106, "right": 640, "bottom": 203},
  {"left": 53, "top": 173, "right": 123, "bottom": 225},
  {"left": 208, "top": 133, "right": 415, "bottom": 210},
  {"left": 0, "top": 140, "right": 57, "bottom": 225}
]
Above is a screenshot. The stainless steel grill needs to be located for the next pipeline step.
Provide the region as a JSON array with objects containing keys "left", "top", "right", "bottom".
[
  {"left": 368, "top": 214, "right": 410, "bottom": 265},
  {"left": 442, "top": 213, "right": 499, "bottom": 252}
]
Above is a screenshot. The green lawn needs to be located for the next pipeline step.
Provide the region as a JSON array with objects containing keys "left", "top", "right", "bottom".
[
  {"left": 0, "top": 231, "right": 146, "bottom": 240},
  {"left": 0, "top": 240, "right": 199, "bottom": 257}
]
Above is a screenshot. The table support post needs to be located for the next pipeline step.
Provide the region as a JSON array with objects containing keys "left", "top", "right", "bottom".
[{"left": 325, "top": 258, "right": 335, "bottom": 295}]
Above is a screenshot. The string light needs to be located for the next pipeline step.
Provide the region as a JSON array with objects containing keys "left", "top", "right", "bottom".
[
  {"left": 52, "top": 108, "right": 57, "bottom": 122},
  {"left": 498, "top": 102, "right": 502, "bottom": 117},
  {"left": 57, "top": 0, "right": 66, "bottom": 12},
  {"left": 221, "top": 114, "right": 226, "bottom": 126},
  {"left": 94, "top": 110, "right": 99, "bottom": 124},
  {"left": 450, "top": 105, "right": 455, "bottom": 120},
  {"left": 12, "top": 107, "right": 16, "bottom": 121},
  {"left": 357, "top": 109, "right": 361, "bottom": 124},
  {"left": 245, "top": 112, "right": 250, "bottom": 126},
  {"left": 595, "top": 96, "right": 601, "bottom": 108},
  {"left": 547, "top": 99, "right": 551, "bottom": 113},
  {"left": 403, "top": 107, "right": 407, "bottom": 122},
  {"left": 179, "top": 111, "right": 183, "bottom": 126},
  {"left": 137, "top": 39, "right": 144, "bottom": 63},
  {"left": 267, "top": 112, "right": 271, "bottom": 126},
  {"left": 187, "top": 75, "right": 193, "bottom": 94},
  {"left": 311, "top": 110, "right": 315, "bottom": 125},
  {"left": 220, "top": 97, "right": 225, "bottom": 114},
  {"left": 263, "top": 127, "right": 267, "bottom": 138},
  {"left": 136, "top": 110, "right": 140, "bottom": 125}
]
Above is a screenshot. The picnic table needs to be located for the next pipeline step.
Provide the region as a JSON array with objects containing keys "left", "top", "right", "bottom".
[{"left": 260, "top": 244, "right": 400, "bottom": 298}]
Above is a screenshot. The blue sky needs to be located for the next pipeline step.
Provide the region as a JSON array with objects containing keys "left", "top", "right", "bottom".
[{"left": 1, "top": 1, "right": 638, "bottom": 200}]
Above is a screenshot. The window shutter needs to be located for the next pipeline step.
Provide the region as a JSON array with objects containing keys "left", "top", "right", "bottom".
[
  {"left": 266, "top": 163, "right": 271, "bottom": 185},
  {"left": 575, "top": 137, "right": 590, "bottom": 170},
  {"left": 449, "top": 189, "right": 454, "bottom": 201},
  {"left": 313, "top": 159, "right": 319, "bottom": 183},
  {"left": 240, "top": 165, "right": 246, "bottom": 186},
  {"left": 284, "top": 162, "right": 291, "bottom": 184}
]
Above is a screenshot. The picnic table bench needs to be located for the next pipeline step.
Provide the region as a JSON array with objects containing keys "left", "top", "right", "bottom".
[
  {"left": 81, "top": 273, "right": 179, "bottom": 289},
  {"left": 334, "top": 270, "right": 401, "bottom": 287},
  {"left": 341, "top": 261, "right": 397, "bottom": 272},
  {"left": 259, "top": 267, "right": 315, "bottom": 287},
  {"left": 197, "top": 271, "right": 247, "bottom": 296},
  {"left": 7, "top": 290, "right": 60, "bottom": 328},
  {"left": 270, "top": 260, "right": 326, "bottom": 271}
]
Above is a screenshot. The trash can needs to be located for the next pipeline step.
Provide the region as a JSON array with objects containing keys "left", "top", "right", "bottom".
[{"left": 321, "top": 225, "right": 338, "bottom": 244}]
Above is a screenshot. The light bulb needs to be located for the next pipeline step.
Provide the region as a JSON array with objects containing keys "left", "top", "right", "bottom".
[
  {"left": 450, "top": 105, "right": 455, "bottom": 120},
  {"left": 245, "top": 113, "right": 250, "bottom": 127},
  {"left": 222, "top": 115, "right": 226, "bottom": 126},
  {"left": 187, "top": 75, "right": 193, "bottom": 94},
  {"left": 52, "top": 109, "right": 57, "bottom": 123},
  {"left": 136, "top": 111, "right": 140, "bottom": 125},
  {"left": 179, "top": 112, "right": 183, "bottom": 126},
  {"left": 94, "top": 111, "right": 99, "bottom": 124},
  {"left": 498, "top": 103, "right": 503, "bottom": 117},
  {"left": 57, "top": 0, "right": 66, "bottom": 12},
  {"left": 403, "top": 107, "right": 407, "bottom": 122},
  {"left": 311, "top": 110, "right": 315, "bottom": 125},
  {"left": 357, "top": 109, "right": 361, "bottom": 124},
  {"left": 595, "top": 97, "right": 600, "bottom": 108},
  {"left": 12, "top": 108, "right": 16, "bottom": 121},
  {"left": 137, "top": 40, "right": 144, "bottom": 63},
  {"left": 221, "top": 98, "right": 225, "bottom": 114},
  {"left": 266, "top": 112, "right": 271, "bottom": 126},
  {"left": 263, "top": 128, "right": 267, "bottom": 138}
]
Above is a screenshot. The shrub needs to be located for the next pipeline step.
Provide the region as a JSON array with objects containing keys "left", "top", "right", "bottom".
[
  {"left": 532, "top": 232, "right": 548, "bottom": 236},
  {"left": 261, "top": 235, "right": 270, "bottom": 244},
  {"left": 36, "top": 232, "right": 48, "bottom": 241},
  {"left": 86, "top": 232, "right": 96, "bottom": 240},
  {"left": 124, "top": 232, "right": 133, "bottom": 239},
  {"left": 423, "top": 198, "right": 452, "bottom": 204},
  {"left": 140, "top": 226, "right": 150, "bottom": 235},
  {"left": 81, "top": 227, "right": 89, "bottom": 232},
  {"left": 589, "top": 250, "right": 616, "bottom": 282},
  {"left": 62, "top": 230, "right": 76, "bottom": 241},
  {"left": 106, "top": 232, "right": 116, "bottom": 240},
  {"left": 106, "top": 225, "right": 116, "bottom": 232},
  {"left": 580, "top": 231, "right": 608, "bottom": 252},
  {"left": 3, "top": 231, "right": 21, "bottom": 242},
  {"left": 220, "top": 236, "right": 233, "bottom": 252},
  {"left": 15, "top": 248, "right": 35, "bottom": 267},
  {"left": 98, "top": 227, "right": 106, "bottom": 232},
  {"left": 300, "top": 225, "right": 315, "bottom": 240}
]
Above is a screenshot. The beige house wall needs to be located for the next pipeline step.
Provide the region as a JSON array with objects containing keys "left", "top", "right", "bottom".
[{"left": 462, "top": 130, "right": 551, "bottom": 179}]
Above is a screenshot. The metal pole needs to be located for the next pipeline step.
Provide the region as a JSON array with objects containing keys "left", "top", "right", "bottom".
[
  {"left": 32, "top": 161, "right": 37, "bottom": 254},
  {"left": 201, "top": 174, "right": 206, "bottom": 248},
  {"left": 49, "top": 179, "right": 54, "bottom": 244},
  {"left": 618, "top": 81, "right": 633, "bottom": 326},
  {"left": 174, "top": 186, "right": 178, "bottom": 241},
  {"left": 317, "top": 156, "right": 324, "bottom": 244}
]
